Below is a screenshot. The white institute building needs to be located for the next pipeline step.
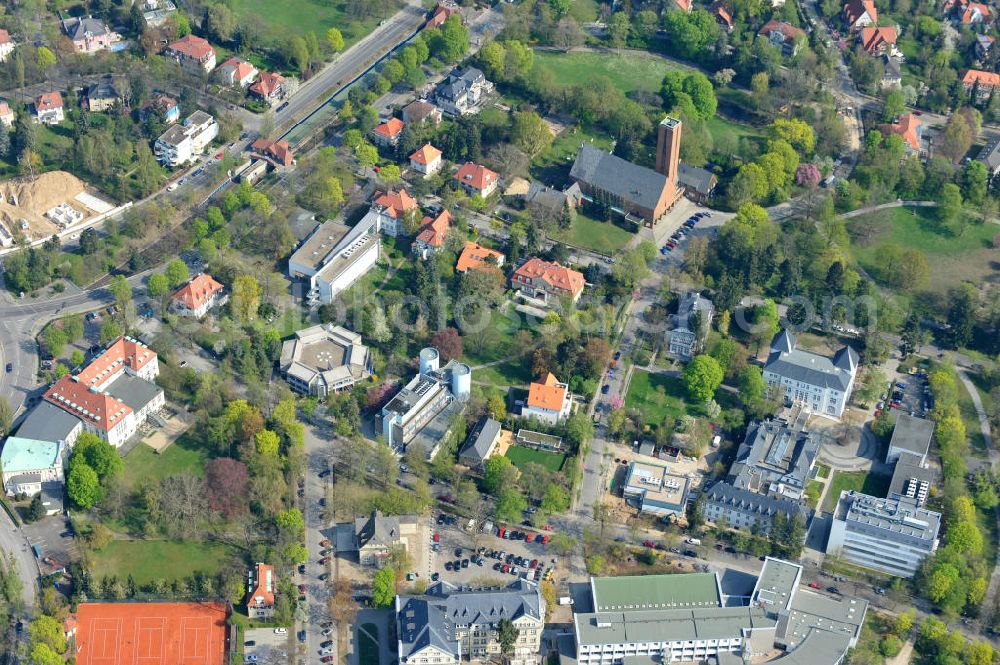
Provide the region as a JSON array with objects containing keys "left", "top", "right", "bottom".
[
  {"left": 279, "top": 324, "right": 372, "bottom": 397},
  {"left": 762, "top": 330, "right": 858, "bottom": 418},
  {"left": 154, "top": 110, "right": 219, "bottom": 167},
  {"left": 573, "top": 558, "right": 867, "bottom": 665}
]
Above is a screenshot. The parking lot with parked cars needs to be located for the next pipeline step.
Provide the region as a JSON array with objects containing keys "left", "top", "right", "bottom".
[
  {"left": 660, "top": 211, "right": 711, "bottom": 255},
  {"left": 876, "top": 367, "right": 929, "bottom": 420},
  {"left": 428, "top": 510, "right": 559, "bottom": 587}
]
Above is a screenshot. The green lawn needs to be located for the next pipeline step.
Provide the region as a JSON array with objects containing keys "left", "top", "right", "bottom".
[
  {"left": 625, "top": 370, "right": 687, "bottom": 425},
  {"left": 848, "top": 207, "right": 998, "bottom": 293},
  {"left": 359, "top": 623, "right": 380, "bottom": 665},
  {"left": 554, "top": 213, "right": 634, "bottom": 253},
  {"left": 533, "top": 49, "right": 692, "bottom": 95},
  {"left": 89, "top": 540, "right": 236, "bottom": 586},
  {"left": 704, "top": 115, "right": 765, "bottom": 147},
  {"left": 821, "top": 471, "right": 891, "bottom": 513},
  {"left": 816, "top": 464, "right": 831, "bottom": 479},
  {"left": 506, "top": 445, "right": 567, "bottom": 472},
  {"left": 122, "top": 436, "right": 209, "bottom": 487},
  {"left": 955, "top": 369, "right": 989, "bottom": 456},
  {"left": 230, "top": 0, "right": 386, "bottom": 49},
  {"left": 805, "top": 480, "right": 824, "bottom": 508},
  {"left": 568, "top": 0, "right": 600, "bottom": 23},
  {"left": 461, "top": 308, "right": 536, "bottom": 389}
]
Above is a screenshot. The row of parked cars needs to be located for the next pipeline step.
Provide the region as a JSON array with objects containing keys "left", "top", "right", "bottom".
[{"left": 661, "top": 212, "right": 710, "bottom": 254}]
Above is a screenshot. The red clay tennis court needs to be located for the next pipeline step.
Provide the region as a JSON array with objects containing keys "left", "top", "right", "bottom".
[{"left": 74, "top": 602, "right": 228, "bottom": 665}]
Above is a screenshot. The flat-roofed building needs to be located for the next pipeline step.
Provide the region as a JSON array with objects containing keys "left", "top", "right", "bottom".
[
  {"left": 14, "top": 401, "right": 82, "bottom": 448},
  {"left": 622, "top": 461, "right": 690, "bottom": 517},
  {"left": 1, "top": 437, "right": 65, "bottom": 496},
  {"left": 286, "top": 215, "right": 380, "bottom": 304},
  {"left": 885, "top": 413, "right": 935, "bottom": 465},
  {"left": 381, "top": 348, "right": 471, "bottom": 458},
  {"left": 887, "top": 452, "right": 934, "bottom": 506},
  {"left": 279, "top": 324, "right": 372, "bottom": 397},
  {"left": 574, "top": 558, "right": 866, "bottom": 665},
  {"left": 826, "top": 490, "right": 941, "bottom": 578}
]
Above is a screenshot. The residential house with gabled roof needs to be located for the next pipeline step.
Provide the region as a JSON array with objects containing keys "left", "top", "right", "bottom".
[
  {"left": 396, "top": 580, "right": 544, "bottom": 665},
  {"left": 373, "top": 117, "right": 405, "bottom": 147},
  {"left": 353, "top": 510, "right": 419, "bottom": 566},
  {"left": 372, "top": 188, "right": 419, "bottom": 237},
  {"left": 402, "top": 100, "right": 442, "bottom": 125},
  {"left": 843, "top": 0, "right": 877, "bottom": 30},
  {"left": 522, "top": 372, "right": 572, "bottom": 424},
  {"left": 410, "top": 143, "right": 443, "bottom": 176},
  {"left": 246, "top": 563, "right": 276, "bottom": 619},
  {"left": 878, "top": 112, "right": 922, "bottom": 153},
  {"left": 459, "top": 417, "right": 508, "bottom": 470},
  {"left": 860, "top": 25, "right": 899, "bottom": 56},
  {"left": 35, "top": 92, "right": 64, "bottom": 124},
  {"left": 0, "top": 102, "right": 14, "bottom": 128},
  {"left": 456, "top": 241, "right": 505, "bottom": 273},
  {"left": 758, "top": 20, "right": 806, "bottom": 56},
  {"left": 164, "top": 34, "right": 216, "bottom": 73},
  {"left": 512, "top": 257, "right": 585, "bottom": 303},
  {"left": 169, "top": 273, "right": 226, "bottom": 318},
  {"left": 677, "top": 163, "right": 718, "bottom": 204},
  {"left": 0, "top": 29, "right": 15, "bottom": 62},
  {"left": 250, "top": 71, "right": 287, "bottom": 104},
  {"left": 427, "top": 3, "right": 463, "bottom": 28},
  {"left": 667, "top": 291, "right": 714, "bottom": 361},
  {"left": 948, "top": 0, "right": 993, "bottom": 24},
  {"left": 250, "top": 138, "right": 295, "bottom": 167},
  {"left": 412, "top": 210, "right": 452, "bottom": 259},
  {"left": 84, "top": 77, "right": 122, "bottom": 113},
  {"left": 976, "top": 134, "right": 1000, "bottom": 177},
  {"left": 976, "top": 34, "right": 995, "bottom": 59},
  {"left": 762, "top": 330, "right": 859, "bottom": 418},
  {"left": 961, "top": 68, "right": 1000, "bottom": 99},
  {"left": 139, "top": 95, "right": 180, "bottom": 124},
  {"left": 881, "top": 54, "right": 903, "bottom": 88},
  {"left": 61, "top": 15, "right": 120, "bottom": 54},
  {"left": 711, "top": 1, "right": 734, "bottom": 29},
  {"left": 454, "top": 162, "right": 499, "bottom": 197},
  {"left": 435, "top": 67, "right": 493, "bottom": 115},
  {"left": 215, "top": 56, "right": 258, "bottom": 87}
]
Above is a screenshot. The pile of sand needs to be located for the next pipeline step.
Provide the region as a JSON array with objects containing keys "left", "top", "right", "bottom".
[{"left": 0, "top": 171, "right": 89, "bottom": 241}]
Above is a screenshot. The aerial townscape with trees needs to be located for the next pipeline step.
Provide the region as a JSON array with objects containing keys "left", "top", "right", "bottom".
[{"left": 1, "top": 0, "right": 1000, "bottom": 663}]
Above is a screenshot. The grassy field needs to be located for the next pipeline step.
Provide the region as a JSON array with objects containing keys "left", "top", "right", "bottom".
[
  {"left": 568, "top": 0, "right": 601, "bottom": 23},
  {"left": 89, "top": 540, "right": 235, "bottom": 585},
  {"left": 230, "top": 0, "right": 387, "bottom": 48},
  {"left": 805, "top": 480, "right": 824, "bottom": 508},
  {"left": 704, "top": 115, "right": 765, "bottom": 147},
  {"left": 816, "top": 464, "right": 831, "bottom": 479},
  {"left": 822, "top": 471, "right": 892, "bottom": 513},
  {"left": 955, "top": 369, "right": 989, "bottom": 456},
  {"left": 506, "top": 445, "right": 567, "bottom": 472},
  {"left": 123, "top": 436, "right": 208, "bottom": 487},
  {"left": 533, "top": 49, "right": 692, "bottom": 94},
  {"left": 554, "top": 213, "right": 633, "bottom": 253},
  {"left": 848, "top": 207, "right": 997, "bottom": 293},
  {"left": 461, "top": 309, "right": 536, "bottom": 388},
  {"left": 625, "top": 370, "right": 687, "bottom": 425}
]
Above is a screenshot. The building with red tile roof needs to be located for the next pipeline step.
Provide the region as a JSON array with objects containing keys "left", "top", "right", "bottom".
[
  {"left": 758, "top": 20, "right": 807, "bottom": 56},
  {"left": 878, "top": 113, "right": 922, "bottom": 152},
  {"left": 427, "top": 3, "right": 463, "bottom": 27},
  {"left": 962, "top": 69, "right": 1000, "bottom": 98},
  {"left": 962, "top": 2, "right": 991, "bottom": 23},
  {"left": 35, "top": 92, "right": 64, "bottom": 124},
  {"left": 170, "top": 273, "right": 226, "bottom": 318},
  {"left": 251, "top": 138, "right": 295, "bottom": 167},
  {"left": 76, "top": 336, "right": 160, "bottom": 391},
  {"left": 456, "top": 241, "right": 506, "bottom": 273},
  {"left": 0, "top": 29, "right": 15, "bottom": 62},
  {"left": 412, "top": 210, "right": 452, "bottom": 258},
  {"left": 523, "top": 372, "right": 572, "bottom": 424},
  {"left": 373, "top": 117, "right": 405, "bottom": 147},
  {"left": 250, "top": 71, "right": 287, "bottom": 103},
  {"left": 165, "top": 34, "right": 217, "bottom": 73},
  {"left": 44, "top": 375, "right": 135, "bottom": 445},
  {"left": 673, "top": 0, "right": 693, "bottom": 11},
  {"left": 843, "top": 0, "right": 877, "bottom": 30},
  {"left": 512, "top": 257, "right": 585, "bottom": 303},
  {"left": 373, "top": 189, "right": 419, "bottom": 237},
  {"left": 0, "top": 102, "right": 13, "bottom": 128},
  {"left": 860, "top": 26, "right": 898, "bottom": 55},
  {"left": 711, "top": 1, "right": 734, "bottom": 29},
  {"left": 246, "top": 563, "right": 276, "bottom": 619},
  {"left": 454, "top": 162, "right": 499, "bottom": 197},
  {"left": 216, "top": 56, "right": 258, "bottom": 87},
  {"left": 410, "top": 143, "right": 443, "bottom": 175}
]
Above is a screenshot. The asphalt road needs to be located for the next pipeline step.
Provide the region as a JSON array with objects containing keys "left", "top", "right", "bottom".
[{"left": 274, "top": 0, "right": 428, "bottom": 141}]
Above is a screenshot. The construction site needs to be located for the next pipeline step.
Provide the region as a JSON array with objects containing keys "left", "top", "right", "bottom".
[{"left": 0, "top": 171, "right": 118, "bottom": 248}]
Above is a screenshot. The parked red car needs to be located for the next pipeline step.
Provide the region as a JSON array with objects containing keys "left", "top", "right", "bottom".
[
  {"left": 808, "top": 582, "right": 822, "bottom": 589},
  {"left": 320, "top": 539, "right": 331, "bottom": 547},
  {"left": 433, "top": 532, "right": 440, "bottom": 542},
  {"left": 642, "top": 540, "right": 655, "bottom": 548}
]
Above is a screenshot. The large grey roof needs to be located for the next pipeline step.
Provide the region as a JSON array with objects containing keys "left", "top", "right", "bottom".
[
  {"left": 354, "top": 509, "right": 417, "bottom": 549},
  {"left": 62, "top": 15, "right": 112, "bottom": 39},
  {"left": 460, "top": 416, "right": 501, "bottom": 464},
  {"left": 677, "top": 163, "right": 717, "bottom": 195},
  {"left": 763, "top": 330, "right": 857, "bottom": 392},
  {"left": 978, "top": 135, "right": 1000, "bottom": 170},
  {"left": 574, "top": 606, "right": 775, "bottom": 645},
  {"left": 705, "top": 482, "right": 803, "bottom": 519},
  {"left": 15, "top": 401, "right": 81, "bottom": 443},
  {"left": 888, "top": 452, "right": 935, "bottom": 500},
  {"left": 570, "top": 143, "right": 669, "bottom": 212},
  {"left": 837, "top": 490, "right": 940, "bottom": 542},
  {"left": 730, "top": 418, "right": 819, "bottom": 492},
  {"left": 888, "top": 413, "right": 935, "bottom": 457},
  {"left": 104, "top": 373, "right": 163, "bottom": 413},
  {"left": 86, "top": 78, "right": 120, "bottom": 101},
  {"left": 398, "top": 580, "right": 542, "bottom": 660}
]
